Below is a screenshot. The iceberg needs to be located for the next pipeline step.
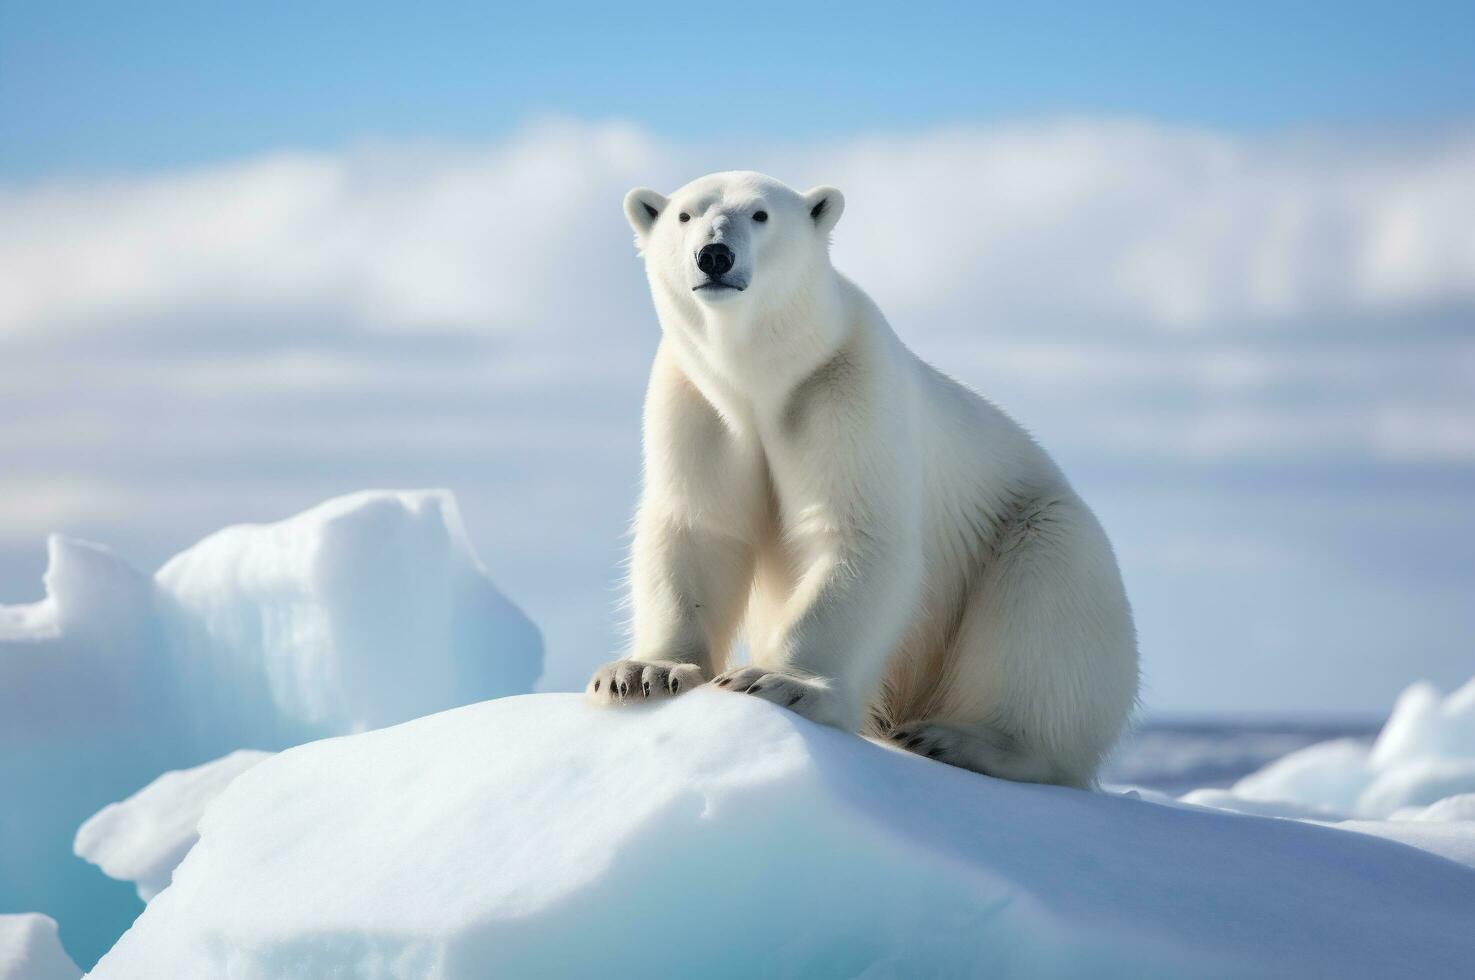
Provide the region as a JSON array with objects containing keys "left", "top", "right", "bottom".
[
  {"left": 1, "top": 539, "right": 185, "bottom": 969},
  {"left": 0, "top": 915, "right": 81, "bottom": 980},
  {"left": 155, "top": 490, "right": 542, "bottom": 745},
  {"left": 90, "top": 691, "right": 1475, "bottom": 979},
  {"left": 0, "top": 490, "right": 541, "bottom": 967}
]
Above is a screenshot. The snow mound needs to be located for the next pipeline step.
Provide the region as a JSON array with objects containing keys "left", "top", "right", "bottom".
[
  {"left": 1401, "top": 793, "right": 1475, "bottom": 822},
  {"left": 74, "top": 750, "right": 272, "bottom": 902},
  {"left": 1190, "top": 676, "right": 1475, "bottom": 821},
  {"left": 92, "top": 692, "right": 1475, "bottom": 979},
  {"left": 1, "top": 490, "right": 541, "bottom": 967},
  {"left": 0, "top": 915, "right": 81, "bottom": 980}
]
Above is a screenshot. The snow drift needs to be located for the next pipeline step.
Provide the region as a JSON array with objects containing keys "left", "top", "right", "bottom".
[
  {"left": 91, "top": 691, "right": 1475, "bottom": 979},
  {"left": 0, "top": 915, "right": 81, "bottom": 980},
  {"left": 0, "top": 490, "right": 541, "bottom": 966}
]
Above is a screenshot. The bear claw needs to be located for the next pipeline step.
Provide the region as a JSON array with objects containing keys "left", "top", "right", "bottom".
[{"left": 587, "top": 659, "right": 707, "bottom": 705}]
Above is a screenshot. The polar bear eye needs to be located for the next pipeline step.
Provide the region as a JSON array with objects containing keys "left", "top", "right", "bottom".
[
  {"left": 753, "top": 211, "right": 768, "bottom": 223},
  {"left": 678, "top": 212, "right": 690, "bottom": 223}
]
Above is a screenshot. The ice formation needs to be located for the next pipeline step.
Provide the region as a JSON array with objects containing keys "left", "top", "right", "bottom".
[
  {"left": 0, "top": 915, "right": 81, "bottom": 980},
  {"left": 12, "top": 488, "right": 1475, "bottom": 974},
  {"left": 0, "top": 490, "right": 541, "bottom": 966},
  {"left": 1183, "top": 677, "right": 1475, "bottom": 821},
  {"left": 90, "top": 691, "right": 1475, "bottom": 979},
  {"left": 156, "top": 490, "right": 542, "bottom": 744}
]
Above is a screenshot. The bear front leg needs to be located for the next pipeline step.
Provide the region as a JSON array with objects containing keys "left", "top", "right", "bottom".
[
  {"left": 715, "top": 519, "right": 922, "bottom": 732},
  {"left": 589, "top": 346, "right": 766, "bottom": 707},
  {"left": 585, "top": 516, "right": 752, "bottom": 707}
]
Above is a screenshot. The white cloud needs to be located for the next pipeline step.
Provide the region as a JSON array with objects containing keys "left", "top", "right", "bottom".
[
  {"left": 0, "top": 121, "right": 664, "bottom": 336},
  {"left": 0, "top": 120, "right": 1468, "bottom": 467},
  {"left": 3, "top": 119, "right": 1474, "bottom": 340}
]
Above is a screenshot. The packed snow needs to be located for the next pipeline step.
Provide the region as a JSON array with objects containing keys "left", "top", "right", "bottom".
[
  {"left": 0, "top": 915, "right": 80, "bottom": 980},
  {"left": 0, "top": 490, "right": 541, "bottom": 966},
  {"left": 90, "top": 691, "right": 1475, "bottom": 979}
]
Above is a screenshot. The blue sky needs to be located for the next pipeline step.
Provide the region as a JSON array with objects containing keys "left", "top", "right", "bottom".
[
  {"left": 1, "top": 3, "right": 1473, "bottom": 717},
  {"left": 3, "top": 1, "right": 1474, "bottom": 177}
]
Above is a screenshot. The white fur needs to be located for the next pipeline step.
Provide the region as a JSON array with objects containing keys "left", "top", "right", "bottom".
[{"left": 589, "top": 171, "right": 1138, "bottom": 787}]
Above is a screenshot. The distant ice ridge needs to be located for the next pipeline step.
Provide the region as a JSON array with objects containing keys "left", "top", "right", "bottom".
[
  {"left": 1180, "top": 676, "right": 1475, "bottom": 867},
  {"left": 89, "top": 691, "right": 1475, "bottom": 979},
  {"left": 0, "top": 490, "right": 542, "bottom": 967},
  {"left": 0, "top": 915, "right": 81, "bottom": 980},
  {"left": 1182, "top": 676, "right": 1475, "bottom": 819}
]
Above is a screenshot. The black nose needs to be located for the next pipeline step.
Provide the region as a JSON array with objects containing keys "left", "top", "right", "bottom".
[{"left": 697, "top": 243, "right": 735, "bottom": 277}]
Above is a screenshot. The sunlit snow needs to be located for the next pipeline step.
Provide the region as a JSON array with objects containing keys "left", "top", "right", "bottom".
[{"left": 89, "top": 691, "right": 1475, "bottom": 979}]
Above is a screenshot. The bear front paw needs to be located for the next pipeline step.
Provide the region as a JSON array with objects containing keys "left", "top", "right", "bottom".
[
  {"left": 711, "top": 666, "right": 841, "bottom": 725},
  {"left": 587, "top": 659, "right": 706, "bottom": 704}
]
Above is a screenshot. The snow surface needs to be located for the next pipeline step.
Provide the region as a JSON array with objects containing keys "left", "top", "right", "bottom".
[
  {"left": 1, "top": 490, "right": 541, "bottom": 966},
  {"left": 0, "top": 915, "right": 81, "bottom": 980},
  {"left": 74, "top": 750, "right": 272, "bottom": 902},
  {"left": 91, "top": 691, "right": 1475, "bottom": 979}
]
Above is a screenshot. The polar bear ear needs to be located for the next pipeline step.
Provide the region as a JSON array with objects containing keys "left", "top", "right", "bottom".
[
  {"left": 623, "top": 188, "right": 669, "bottom": 239},
  {"left": 803, "top": 186, "right": 845, "bottom": 236}
]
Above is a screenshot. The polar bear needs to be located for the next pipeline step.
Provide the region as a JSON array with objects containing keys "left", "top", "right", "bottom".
[{"left": 588, "top": 171, "right": 1138, "bottom": 787}]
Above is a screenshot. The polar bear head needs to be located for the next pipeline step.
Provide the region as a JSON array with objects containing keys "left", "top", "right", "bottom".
[{"left": 623, "top": 171, "right": 844, "bottom": 314}]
